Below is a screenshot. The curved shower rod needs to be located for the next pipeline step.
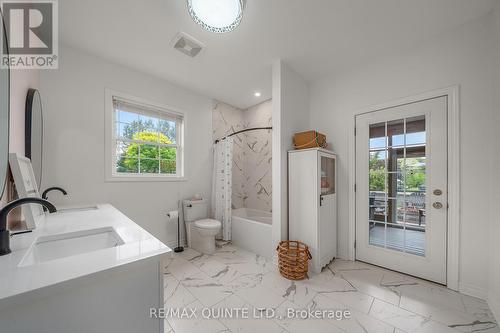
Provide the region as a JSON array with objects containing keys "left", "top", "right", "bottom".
[{"left": 214, "top": 126, "right": 273, "bottom": 144}]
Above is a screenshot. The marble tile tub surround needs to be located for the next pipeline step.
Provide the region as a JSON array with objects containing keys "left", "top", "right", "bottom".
[
  {"left": 163, "top": 244, "right": 499, "bottom": 333},
  {"left": 212, "top": 100, "right": 272, "bottom": 212}
]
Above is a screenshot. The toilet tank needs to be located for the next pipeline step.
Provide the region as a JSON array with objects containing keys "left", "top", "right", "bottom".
[{"left": 183, "top": 200, "right": 208, "bottom": 222}]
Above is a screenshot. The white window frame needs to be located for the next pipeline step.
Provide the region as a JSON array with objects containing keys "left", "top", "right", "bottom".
[{"left": 105, "top": 88, "right": 186, "bottom": 182}]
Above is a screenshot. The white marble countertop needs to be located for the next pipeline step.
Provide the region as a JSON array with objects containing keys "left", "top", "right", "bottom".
[{"left": 0, "top": 204, "right": 170, "bottom": 305}]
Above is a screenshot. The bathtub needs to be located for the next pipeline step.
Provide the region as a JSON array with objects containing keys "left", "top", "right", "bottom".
[{"left": 231, "top": 208, "right": 273, "bottom": 258}]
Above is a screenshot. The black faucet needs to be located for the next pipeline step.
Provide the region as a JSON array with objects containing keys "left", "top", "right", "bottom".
[
  {"left": 42, "top": 187, "right": 68, "bottom": 200},
  {"left": 0, "top": 197, "right": 57, "bottom": 255}
]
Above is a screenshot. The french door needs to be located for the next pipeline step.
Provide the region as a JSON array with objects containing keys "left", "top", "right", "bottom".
[{"left": 355, "top": 96, "right": 448, "bottom": 284}]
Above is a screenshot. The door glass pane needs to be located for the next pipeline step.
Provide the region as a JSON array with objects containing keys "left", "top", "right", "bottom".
[
  {"left": 406, "top": 116, "right": 426, "bottom": 146},
  {"left": 369, "top": 122, "right": 386, "bottom": 149},
  {"left": 321, "top": 156, "right": 335, "bottom": 195},
  {"left": 387, "top": 119, "right": 404, "bottom": 147},
  {"left": 369, "top": 195, "right": 387, "bottom": 223},
  {"left": 369, "top": 222, "right": 386, "bottom": 248},
  {"left": 369, "top": 151, "right": 386, "bottom": 192},
  {"left": 368, "top": 117, "right": 426, "bottom": 256},
  {"left": 386, "top": 223, "right": 405, "bottom": 253}
]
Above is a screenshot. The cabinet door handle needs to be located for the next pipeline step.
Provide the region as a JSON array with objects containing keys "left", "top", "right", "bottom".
[{"left": 320, "top": 195, "right": 324, "bottom": 207}]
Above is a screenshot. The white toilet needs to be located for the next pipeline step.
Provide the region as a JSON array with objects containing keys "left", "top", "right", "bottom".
[{"left": 182, "top": 199, "right": 221, "bottom": 254}]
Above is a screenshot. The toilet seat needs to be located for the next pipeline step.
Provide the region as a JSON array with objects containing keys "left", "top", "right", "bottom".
[{"left": 195, "top": 219, "right": 221, "bottom": 230}]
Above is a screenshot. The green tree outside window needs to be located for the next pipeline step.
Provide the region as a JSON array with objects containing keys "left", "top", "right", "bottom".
[{"left": 117, "top": 120, "right": 176, "bottom": 174}]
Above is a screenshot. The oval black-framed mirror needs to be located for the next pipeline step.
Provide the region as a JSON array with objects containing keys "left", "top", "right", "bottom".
[
  {"left": 25, "top": 89, "right": 43, "bottom": 189},
  {"left": 0, "top": 10, "right": 11, "bottom": 199}
]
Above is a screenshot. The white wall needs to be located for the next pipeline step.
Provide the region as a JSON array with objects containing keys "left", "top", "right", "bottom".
[
  {"left": 39, "top": 45, "right": 213, "bottom": 246},
  {"left": 489, "top": 2, "right": 500, "bottom": 321},
  {"left": 310, "top": 14, "right": 494, "bottom": 297},
  {"left": 272, "top": 60, "right": 310, "bottom": 248}
]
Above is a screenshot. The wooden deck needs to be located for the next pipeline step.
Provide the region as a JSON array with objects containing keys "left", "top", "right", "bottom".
[{"left": 369, "top": 224, "right": 425, "bottom": 256}]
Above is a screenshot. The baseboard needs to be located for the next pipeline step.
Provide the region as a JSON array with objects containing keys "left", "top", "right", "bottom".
[
  {"left": 488, "top": 294, "right": 500, "bottom": 323},
  {"left": 165, "top": 238, "right": 186, "bottom": 249},
  {"left": 459, "top": 282, "right": 488, "bottom": 300}
]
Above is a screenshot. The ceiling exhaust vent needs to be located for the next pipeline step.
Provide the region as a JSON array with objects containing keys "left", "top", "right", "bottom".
[{"left": 172, "top": 32, "right": 204, "bottom": 58}]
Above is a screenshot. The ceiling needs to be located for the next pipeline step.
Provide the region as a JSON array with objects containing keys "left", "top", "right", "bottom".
[{"left": 59, "top": 0, "right": 496, "bottom": 109}]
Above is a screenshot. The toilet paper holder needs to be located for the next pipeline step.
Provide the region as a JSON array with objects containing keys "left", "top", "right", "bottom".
[
  {"left": 167, "top": 210, "right": 179, "bottom": 218},
  {"left": 166, "top": 210, "right": 183, "bottom": 253}
]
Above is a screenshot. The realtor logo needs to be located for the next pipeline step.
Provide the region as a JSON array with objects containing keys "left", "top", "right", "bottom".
[{"left": 1, "top": 0, "right": 58, "bottom": 68}]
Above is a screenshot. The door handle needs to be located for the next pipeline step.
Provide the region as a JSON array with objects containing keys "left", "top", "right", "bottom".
[
  {"left": 432, "top": 202, "right": 443, "bottom": 209},
  {"left": 320, "top": 195, "right": 324, "bottom": 207},
  {"left": 433, "top": 189, "right": 443, "bottom": 196}
]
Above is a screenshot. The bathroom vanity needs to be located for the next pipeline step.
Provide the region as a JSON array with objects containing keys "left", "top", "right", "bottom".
[{"left": 0, "top": 204, "right": 170, "bottom": 333}]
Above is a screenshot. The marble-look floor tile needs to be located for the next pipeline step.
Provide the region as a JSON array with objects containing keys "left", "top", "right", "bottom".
[
  {"left": 301, "top": 268, "right": 357, "bottom": 294},
  {"left": 182, "top": 272, "right": 234, "bottom": 307},
  {"left": 369, "top": 298, "right": 457, "bottom": 333},
  {"left": 212, "top": 247, "right": 251, "bottom": 265},
  {"left": 236, "top": 283, "right": 286, "bottom": 310},
  {"left": 163, "top": 256, "right": 174, "bottom": 272},
  {"left": 226, "top": 260, "right": 271, "bottom": 276},
  {"left": 165, "top": 245, "right": 499, "bottom": 333},
  {"left": 449, "top": 322, "right": 500, "bottom": 333},
  {"left": 399, "top": 291, "right": 498, "bottom": 332},
  {"left": 262, "top": 270, "right": 317, "bottom": 306},
  {"left": 176, "top": 248, "right": 204, "bottom": 261},
  {"left": 396, "top": 281, "right": 463, "bottom": 312},
  {"left": 213, "top": 294, "right": 283, "bottom": 333},
  {"left": 311, "top": 294, "right": 394, "bottom": 333},
  {"left": 187, "top": 253, "right": 213, "bottom": 267},
  {"left": 212, "top": 245, "right": 274, "bottom": 273},
  {"left": 274, "top": 300, "right": 345, "bottom": 333},
  {"left": 228, "top": 273, "right": 264, "bottom": 291},
  {"left": 329, "top": 259, "right": 376, "bottom": 274},
  {"left": 461, "top": 293, "right": 498, "bottom": 322},
  {"left": 338, "top": 268, "right": 402, "bottom": 305},
  {"left": 167, "top": 300, "right": 230, "bottom": 333},
  {"left": 166, "top": 257, "right": 204, "bottom": 281},
  {"left": 164, "top": 318, "right": 173, "bottom": 333},
  {"left": 164, "top": 274, "right": 197, "bottom": 308},
  {"left": 300, "top": 267, "right": 376, "bottom": 313},
  {"left": 319, "top": 289, "right": 375, "bottom": 314},
  {"left": 395, "top": 283, "right": 498, "bottom": 332},
  {"left": 194, "top": 257, "right": 242, "bottom": 285}
]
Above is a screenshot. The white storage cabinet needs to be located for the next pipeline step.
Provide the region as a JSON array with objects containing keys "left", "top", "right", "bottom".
[{"left": 288, "top": 148, "right": 337, "bottom": 273}]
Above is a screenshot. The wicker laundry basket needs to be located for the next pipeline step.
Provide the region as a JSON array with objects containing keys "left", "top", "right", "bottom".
[{"left": 277, "top": 240, "right": 312, "bottom": 280}]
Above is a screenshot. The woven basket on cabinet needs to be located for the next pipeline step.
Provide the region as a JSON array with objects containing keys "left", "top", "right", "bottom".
[{"left": 276, "top": 240, "right": 312, "bottom": 280}]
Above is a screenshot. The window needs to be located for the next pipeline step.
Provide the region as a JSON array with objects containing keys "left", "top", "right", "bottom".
[{"left": 105, "top": 90, "right": 184, "bottom": 181}]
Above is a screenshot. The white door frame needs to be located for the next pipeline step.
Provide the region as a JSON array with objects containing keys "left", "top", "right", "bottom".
[{"left": 348, "top": 85, "right": 460, "bottom": 290}]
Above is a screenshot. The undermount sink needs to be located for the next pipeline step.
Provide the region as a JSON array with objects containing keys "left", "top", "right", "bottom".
[
  {"left": 57, "top": 205, "right": 99, "bottom": 213},
  {"left": 19, "top": 227, "right": 124, "bottom": 267}
]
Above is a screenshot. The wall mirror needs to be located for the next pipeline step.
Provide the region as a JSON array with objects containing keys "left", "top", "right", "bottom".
[
  {"left": 25, "top": 88, "right": 43, "bottom": 189},
  {"left": 0, "top": 14, "right": 10, "bottom": 199}
]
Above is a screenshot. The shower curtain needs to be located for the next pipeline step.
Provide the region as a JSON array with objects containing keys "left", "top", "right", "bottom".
[{"left": 212, "top": 137, "right": 233, "bottom": 241}]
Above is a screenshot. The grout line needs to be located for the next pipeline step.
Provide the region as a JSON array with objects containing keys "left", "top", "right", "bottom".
[{"left": 368, "top": 297, "right": 375, "bottom": 314}]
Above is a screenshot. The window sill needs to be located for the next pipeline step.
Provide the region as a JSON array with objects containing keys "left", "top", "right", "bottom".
[{"left": 105, "top": 175, "right": 188, "bottom": 182}]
